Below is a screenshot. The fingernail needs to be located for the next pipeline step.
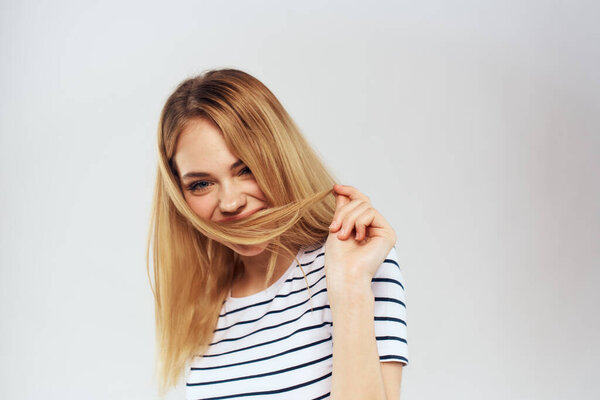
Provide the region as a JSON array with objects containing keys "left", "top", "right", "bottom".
[{"left": 329, "top": 221, "right": 337, "bottom": 229}]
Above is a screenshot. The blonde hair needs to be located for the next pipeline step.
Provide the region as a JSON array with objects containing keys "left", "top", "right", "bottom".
[{"left": 146, "top": 68, "right": 338, "bottom": 394}]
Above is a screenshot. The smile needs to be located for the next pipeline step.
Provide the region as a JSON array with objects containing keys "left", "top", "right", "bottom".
[{"left": 218, "top": 207, "right": 265, "bottom": 223}]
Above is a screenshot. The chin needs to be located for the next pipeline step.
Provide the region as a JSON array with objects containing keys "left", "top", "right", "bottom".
[{"left": 228, "top": 243, "right": 268, "bottom": 257}]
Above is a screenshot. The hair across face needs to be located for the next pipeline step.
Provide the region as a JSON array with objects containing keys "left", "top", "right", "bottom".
[
  {"left": 173, "top": 117, "right": 268, "bottom": 221},
  {"left": 173, "top": 117, "right": 271, "bottom": 256},
  {"left": 162, "top": 69, "right": 319, "bottom": 206},
  {"left": 158, "top": 69, "right": 337, "bottom": 247}
]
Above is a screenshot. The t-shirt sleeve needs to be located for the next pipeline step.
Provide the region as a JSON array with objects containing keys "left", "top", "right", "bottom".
[{"left": 371, "top": 245, "right": 409, "bottom": 365}]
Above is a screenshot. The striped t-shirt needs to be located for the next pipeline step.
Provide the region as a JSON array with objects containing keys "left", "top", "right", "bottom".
[{"left": 185, "top": 242, "right": 409, "bottom": 400}]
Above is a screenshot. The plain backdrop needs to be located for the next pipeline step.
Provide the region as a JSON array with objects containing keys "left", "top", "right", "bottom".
[{"left": 1, "top": 1, "right": 599, "bottom": 399}]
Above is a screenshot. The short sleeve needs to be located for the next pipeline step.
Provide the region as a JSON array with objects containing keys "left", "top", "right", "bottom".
[{"left": 371, "top": 245, "right": 409, "bottom": 365}]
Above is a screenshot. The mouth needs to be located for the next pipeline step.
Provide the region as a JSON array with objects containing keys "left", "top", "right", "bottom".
[{"left": 218, "top": 207, "right": 266, "bottom": 223}]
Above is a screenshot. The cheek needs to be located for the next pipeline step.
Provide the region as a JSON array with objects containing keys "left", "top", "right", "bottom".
[
  {"left": 185, "top": 195, "right": 215, "bottom": 220},
  {"left": 249, "top": 182, "right": 268, "bottom": 202}
]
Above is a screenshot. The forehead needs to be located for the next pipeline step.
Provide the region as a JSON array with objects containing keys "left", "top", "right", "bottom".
[{"left": 173, "top": 118, "right": 238, "bottom": 175}]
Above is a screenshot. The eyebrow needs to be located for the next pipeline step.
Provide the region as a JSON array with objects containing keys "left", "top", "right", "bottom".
[{"left": 181, "top": 159, "right": 245, "bottom": 181}]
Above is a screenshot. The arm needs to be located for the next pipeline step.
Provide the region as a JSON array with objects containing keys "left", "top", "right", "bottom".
[
  {"left": 381, "top": 362, "right": 404, "bottom": 400},
  {"left": 326, "top": 184, "right": 405, "bottom": 400},
  {"left": 328, "top": 273, "right": 404, "bottom": 400},
  {"left": 328, "top": 278, "right": 386, "bottom": 400}
]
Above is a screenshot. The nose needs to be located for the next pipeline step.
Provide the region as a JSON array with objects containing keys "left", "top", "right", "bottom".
[{"left": 218, "top": 182, "right": 246, "bottom": 214}]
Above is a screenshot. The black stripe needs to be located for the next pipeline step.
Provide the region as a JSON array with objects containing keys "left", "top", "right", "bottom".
[
  {"left": 384, "top": 258, "right": 400, "bottom": 270},
  {"left": 380, "top": 355, "right": 408, "bottom": 363},
  {"left": 220, "top": 297, "right": 276, "bottom": 318},
  {"left": 191, "top": 336, "right": 332, "bottom": 370},
  {"left": 312, "top": 393, "right": 330, "bottom": 400},
  {"left": 288, "top": 264, "right": 324, "bottom": 282},
  {"left": 374, "top": 316, "right": 407, "bottom": 326},
  {"left": 211, "top": 299, "right": 330, "bottom": 346},
  {"left": 303, "top": 251, "right": 325, "bottom": 262},
  {"left": 376, "top": 335, "right": 407, "bottom": 344},
  {"left": 215, "top": 276, "right": 327, "bottom": 333},
  {"left": 371, "top": 277, "right": 405, "bottom": 291},
  {"left": 197, "top": 371, "right": 333, "bottom": 400},
  {"left": 203, "top": 320, "right": 332, "bottom": 358},
  {"left": 188, "top": 353, "right": 332, "bottom": 386},
  {"left": 374, "top": 297, "right": 406, "bottom": 308}
]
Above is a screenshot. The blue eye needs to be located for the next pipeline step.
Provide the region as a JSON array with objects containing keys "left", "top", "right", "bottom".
[
  {"left": 186, "top": 167, "right": 251, "bottom": 193},
  {"left": 188, "top": 181, "right": 212, "bottom": 192}
]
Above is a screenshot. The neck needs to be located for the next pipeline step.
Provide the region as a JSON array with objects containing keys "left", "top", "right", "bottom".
[
  {"left": 234, "top": 246, "right": 299, "bottom": 296},
  {"left": 239, "top": 250, "right": 276, "bottom": 281}
]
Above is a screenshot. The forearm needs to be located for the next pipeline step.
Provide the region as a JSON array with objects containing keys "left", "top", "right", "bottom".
[{"left": 328, "top": 278, "right": 386, "bottom": 400}]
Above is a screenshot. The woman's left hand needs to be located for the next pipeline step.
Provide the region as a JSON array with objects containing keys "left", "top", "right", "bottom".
[{"left": 324, "top": 184, "right": 397, "bottom": 290}]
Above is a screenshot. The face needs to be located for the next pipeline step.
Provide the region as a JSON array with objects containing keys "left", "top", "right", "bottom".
[{"left": 173, "top": 117, "right": 270, "bottom": 257}]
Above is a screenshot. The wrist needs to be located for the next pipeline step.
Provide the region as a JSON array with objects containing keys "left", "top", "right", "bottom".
[
  {"left": 326, "top": 272, "right": 374, "bottom": 308},
  {"left": 326, "top": 261, "right": 372, "bottom": 287}
]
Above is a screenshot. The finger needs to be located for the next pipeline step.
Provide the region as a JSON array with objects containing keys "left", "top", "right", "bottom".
[
  {"left": 365, "top": 226, "right": 397, "bottom": 247},
  {"left": 329, "top": 192, "right": 351, "bottom": 232},
  {"left": 347, "top": 204, "right": 394, "bottom": 240},
  {"left": 354, "top": 207, "right": 377, "bottom": 241},
  {"left": 337, "top": 201, "right": 371, "bottom": 240},
  {"left": 334, "top": 191, "right": 350, "bottom": 209},
  {"left": 333, "top": 184, "right": 370, "bottom": 204},
  {"left": 330, "top": 198, "right": 366, "bottom": 233}
]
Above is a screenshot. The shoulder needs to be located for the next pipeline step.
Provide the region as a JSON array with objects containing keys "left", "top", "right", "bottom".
[
  {"left": 372, "top": 246, "right": 403, "bottom": 281},
  {"left": 371, "top": 246, "right": 406, "bottom": 302},
  {"left": 298, "top": 242, "right": 326, "bottom": 267}
]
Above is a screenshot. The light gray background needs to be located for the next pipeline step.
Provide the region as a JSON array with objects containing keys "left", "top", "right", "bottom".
[{"left": 1, "top": 1, "right": 598, "bottom": 399}]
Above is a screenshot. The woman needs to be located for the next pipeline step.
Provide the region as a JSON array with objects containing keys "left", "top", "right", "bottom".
[{"left": 147, "top": 68, "right": 408, "bottom": 399}]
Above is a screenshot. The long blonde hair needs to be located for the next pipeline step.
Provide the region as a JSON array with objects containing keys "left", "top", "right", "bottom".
[{"left": 146, "top": 68, "right": 337, "bottom": 393}]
